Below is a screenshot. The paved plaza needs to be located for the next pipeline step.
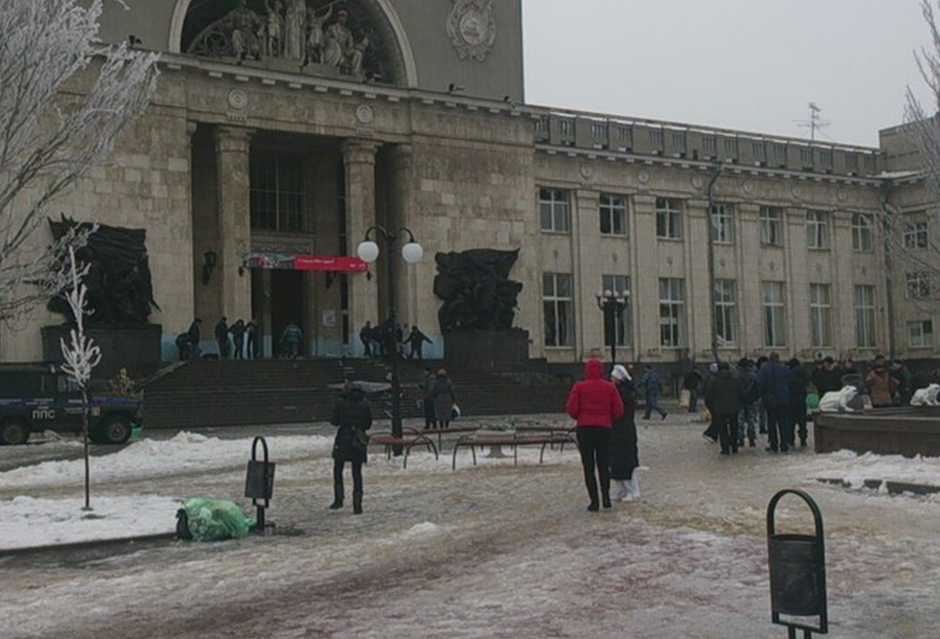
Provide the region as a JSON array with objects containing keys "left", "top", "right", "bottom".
[{"left": 2, "top": 414, "right": 939, "bottom": 638}]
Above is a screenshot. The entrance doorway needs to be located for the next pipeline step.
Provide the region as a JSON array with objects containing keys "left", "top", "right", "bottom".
[{"left": 271, "top": 270, "right": 305, "bottom": 357}]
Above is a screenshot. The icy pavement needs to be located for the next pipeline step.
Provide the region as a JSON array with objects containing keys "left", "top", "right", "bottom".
[{"left": 1, "top": 413, "right": 939, "bottom": 638}]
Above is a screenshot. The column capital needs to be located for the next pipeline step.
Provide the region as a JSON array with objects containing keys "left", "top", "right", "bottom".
[
  {"left": 342, "top": 139, "right": 383, "bottom": 165},
  {"left": 215, "top": 125, "right": 254, "bottom": 153}
]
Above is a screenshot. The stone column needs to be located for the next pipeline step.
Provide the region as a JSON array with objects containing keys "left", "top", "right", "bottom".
[
  {"left": 737, "top": 203, "right": 762, "bottom": 354},
  {"left": 631, "top": 195, "right": 660, "bottom": 358},
  {"left": 573, "top": 189, "right": 601, "bottom": 360},
  {"left": 214, "top": 126, "right": 254, "bottom": 322},
  {"left": 785, "top": 206, "right": 809, "bottom": 352},
  {"left": 686, "top": 199, "right": 712, "bottom": 360},
  {"left": 343, "top": 139, "right": 381, "bottom": 355}
]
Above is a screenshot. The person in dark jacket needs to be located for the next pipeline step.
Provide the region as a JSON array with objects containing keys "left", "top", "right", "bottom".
[
  {"left": 682, "top": 367, "right": 703, "bottom": 413},
  {"left": 758, "top": 352, "right": 792, "bottom": 452},
  {"left": 329, "top": 383, "right": 373, "bottom": 514},
  {"left": 609, "top": 365, "right": 640, "bottom": 501},
  {"left": 246, "top": 319, "right": 259, "bottom": 359},
  {"left": 187, "top": 318, "right": 202, "bottom": 360},
  {"left": 230, "top": 319, "right": 246, "bottom": 360},
  {"left": 640, "top": 365, "right": 668, "bottom": 420},
  {"left": 704, "top": 362, "right": 744, "bottom": 455},
  {"left": 788, "top": 358, "right": 810, "bottom": 448},
  {"left": 566, "top": 359, "right": 625, "bottom": 512},
  {"left": 890, "top": 360, "right": 914, "bottom": 406},
  {"left": 359, "top": 321, "right": 374, "bottom": 357},
  {"left": 420, "top": 367, "right": 437, "bottom": 430},
  {"left": 215, "top": 316, "right": 230, "bottom": 359},
  {"left": 811, "top": 357, "right": 843, "bottom": 396},
  {"left": 736, "top": 358, "right": 759, "bottom": 448},
  {"left": 431, "top": 369, "right": 456, "bottom": 429},
  {"left": 407, "top": 325, "right": 433, "bottom": 360}
]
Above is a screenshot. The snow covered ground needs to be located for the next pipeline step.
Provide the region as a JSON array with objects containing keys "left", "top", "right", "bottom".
[
  {"left": 1, "top": 415, "right": 939, "bottom": 638},
  {"left": 795, "top": 449, "right": 940, "bottom": 491}
]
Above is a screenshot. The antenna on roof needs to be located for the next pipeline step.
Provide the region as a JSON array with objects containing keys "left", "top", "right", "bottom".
[{"left": 796, "top": 102, "right": 831, "bottom": 142}]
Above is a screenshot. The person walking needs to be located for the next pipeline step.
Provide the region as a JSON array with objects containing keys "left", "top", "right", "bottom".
[
  {"left": 246, "top": 319, "right": 259, "bottom": 359},
  {"left": 230, "top": 319, "right": 246, "bottom": 360},
  {"left": 359, "top": 321, "right": 374, "bottom": 358},
  {"left": 736, "top": 358, "right": 760, "bottom": 448},
  {"left": 682, "top": 367, "right": 703, "bottom": 413},
  {"left": 788, "top": 358, "right": 811, "bottom": 448},
  {"left": 609, "top": 365, "right": 640, "bottom": 501},
  {"left": 214, "top": 316, "right": 230, "bottom": 359},
  {"left": 431, "top": 369, "right": 456, "bottom": 429},
  {"left": 704, "top": 362, "right": 745, "bottom": 455},
  {"left": 329, "top": 382, "right": 373, "bottom": 515},
  {"left": 866, "top": 355, "right": 898, "bottom": 408},
  {"left": 281, "top": 321, "right": 303, "bottom": 359},
  {"left": 407, "top": 325, "right": 433, "bottom": 361},
  {"left": 420, "top": 367, "right": 437, "bottom": 430},
  {"left": 187, "top": 318, "right": 202, "bottom": 360},
  {"left": 565, "top": 359, "right": 625, "bottom": 512},
  {"left": 758, "top": 352, "right": 792, "bottom": 453},
  {"left": 640, "top": 364, "right": 668, "bottom": 420}
]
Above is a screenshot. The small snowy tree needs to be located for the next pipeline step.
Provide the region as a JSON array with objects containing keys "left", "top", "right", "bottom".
[
  {"left": 898, "top": 0, "right": 940, "bottom": 311},
  {"left": 0, "top": 0, "right": 159, "bottom": 326},
  {"left": 59, "top": 245, "right": 102, "bottom": 510}
]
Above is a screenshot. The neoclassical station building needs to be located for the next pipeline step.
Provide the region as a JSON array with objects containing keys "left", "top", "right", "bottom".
[{"left": 2, "top": 0, "right": 938, "bottom": 371}]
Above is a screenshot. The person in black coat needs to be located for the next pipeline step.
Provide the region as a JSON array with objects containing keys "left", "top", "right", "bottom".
[
  {"left": 704, "top": 362, "right": 745, "bottom": 455},
  {"left": 609, "top": 365, "right": 641, "bottom": 501},
  {"left": 329, "top": 383, "right": 373, "bottom": 514},
  {"left": 788, "top": 358, "right": 811, "bottom": 448}
]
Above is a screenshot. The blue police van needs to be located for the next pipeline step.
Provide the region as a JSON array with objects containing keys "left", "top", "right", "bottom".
[{"left": 0, "top": 364, "right": 143, "bottom": 445}]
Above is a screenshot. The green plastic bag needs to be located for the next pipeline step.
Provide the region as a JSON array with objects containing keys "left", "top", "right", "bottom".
[
  {"left": 806, "top": 393, "right": 821, "bottom": 410},
  {"left": 182, "top": 498, "right": 254, "bottom": 542}
]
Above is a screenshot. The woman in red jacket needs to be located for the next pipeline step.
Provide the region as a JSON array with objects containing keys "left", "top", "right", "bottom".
[{"left": 566, "top": 359, "right": 625, "bottom": 511}]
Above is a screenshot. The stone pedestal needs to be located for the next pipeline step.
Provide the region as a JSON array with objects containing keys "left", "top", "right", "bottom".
[
  {"left": 444, "top": 329, "right": 530, "bottom": 370},
  {"left": 42, "top": 325, "right": 163, "bottom": 380}
]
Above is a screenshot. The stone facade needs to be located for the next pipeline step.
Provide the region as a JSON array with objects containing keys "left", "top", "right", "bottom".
[{"left": 2, "top": 0, "right": 937, "bottom": 369}]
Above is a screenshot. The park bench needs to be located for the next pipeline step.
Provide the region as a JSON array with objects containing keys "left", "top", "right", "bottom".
[
  {"left": 451, "top": 431, "right": 578, "bottom": 471},
  {"left": 368, "top": 428, "right": 438, "bottom": 470}
]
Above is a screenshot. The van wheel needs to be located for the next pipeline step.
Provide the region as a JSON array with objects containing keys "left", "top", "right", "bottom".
[
  {"left": 0, "top": 419, "right": 30, "bottom": 445},
  {"left": 96, "top": 417, "right": 131, "bottom": 445}
]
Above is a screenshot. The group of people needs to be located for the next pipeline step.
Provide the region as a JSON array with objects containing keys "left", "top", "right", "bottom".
[
  {"left": 176, "top": 317, "right": 261, "bottom": 361},
  {"left": 359, "top": 321, "right": 432, "bottom": 361},
  {"left": 565, "top": 360, "right": 641, "bottom": 512}
]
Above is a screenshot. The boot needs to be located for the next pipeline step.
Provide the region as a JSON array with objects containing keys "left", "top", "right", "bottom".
[
  {"left": 329, "top": 485, "right": 344, "bottom": 510},
  {"left": 353, "top": 492, "right": 363, "bottom": 515}
]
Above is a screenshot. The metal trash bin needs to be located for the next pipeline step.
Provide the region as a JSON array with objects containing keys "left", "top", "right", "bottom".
[
  {"left": 767, "top": 489, "right": 828, "bottom": 637},
  {"left": 245, "top": 436, "right": 275, "bottom": 533}
]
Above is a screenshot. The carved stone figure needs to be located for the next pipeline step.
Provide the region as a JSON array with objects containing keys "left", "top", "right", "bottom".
[
  {"left": 264, "top": 0, "right": 285, "bottom": 57},
  {"left": 323, "top": 8, "right": 354, "bottom": 68},
  {"left": 284, "top": 0, "right": 307, "bottom": 61},
  {"left": 230, "top": 0, "right": 264, "bottom": 59},
  {"left": 433, "top": 249, "right": 523, "bottom": 333},
  {"left": 188, "top": 0, "right": 263, "bottom": 60},
  {"left": 350, "top": 33, "right": 370, "bottom": 79},
  {"left": 47, "top": 216, "right": 160, "bottom": 328},
  {"left": 305, "top": 4, "right": 333, "bottom": 63}
]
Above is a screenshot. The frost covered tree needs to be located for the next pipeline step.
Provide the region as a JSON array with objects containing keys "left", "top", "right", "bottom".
[
  {"left": 0, "top": 0, "right": 159, "bottom": 327},
  {"left": 59, "top": 245, "right": 102, "bottom": 510},
  {"left": 897, "top": 0, "right": 940, "bottom": 311}
]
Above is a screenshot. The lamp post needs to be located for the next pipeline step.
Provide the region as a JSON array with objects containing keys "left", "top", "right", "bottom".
[
  {"left": 357, "top": 226, "right": 423, "bottom": 451},
  {"left": 596, "top": 289, "right": 628, "bottom": 369}
]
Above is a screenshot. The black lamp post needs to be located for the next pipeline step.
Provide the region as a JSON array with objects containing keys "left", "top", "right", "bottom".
[
  {"left": 596, "top": 289, "right": 628, "bottom": 369},
  {"left": 357, "top": 226, "right": 423, "bottom": 450}
]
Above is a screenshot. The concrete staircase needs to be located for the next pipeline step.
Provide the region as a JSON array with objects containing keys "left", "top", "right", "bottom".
[{"left": 140, "top": 358, "right": 570, "bottom": 430}]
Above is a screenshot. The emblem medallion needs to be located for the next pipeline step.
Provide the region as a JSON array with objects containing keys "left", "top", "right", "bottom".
[{"left": 447, "top": 0, "right": 497, "bottom": 62}]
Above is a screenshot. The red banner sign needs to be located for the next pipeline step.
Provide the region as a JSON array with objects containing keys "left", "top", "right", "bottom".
[{"left": 243, "top": 253, "right": 369, "bottom": 272}]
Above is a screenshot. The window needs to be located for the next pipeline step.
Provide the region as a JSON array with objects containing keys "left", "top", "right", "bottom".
[
  {"left": 760, "top": 207, "right": 784, "bottom": 247},
  {"left": 906, "top": 271, "right": 932, "bottom": 299},
  {"left": 909, "top": 320, "right": 934, "bottom": 349},
  {"left": 543, "top": 273, "right": 574, "bottom": 347},
  {"left": 762, "top": 282, "right": 787, "bottom": 347},
  {"left": 710, "top": 203, "right": 735, "bottom": 244},
  {"left": 656, "top": 198, "right": 683, "bottom": 240},
  {"left": 806, "top": 211, "right": 830, "bottom": 249},
  {"left": 714, "top": 279, "right": 738, "bottom": 346},
  {"left": 852, "top": 214, "right": 874, "bottom": 252},
  {"left": 904, "top": 221, "right": 929, "bottom": 250},
  {"left": 854, "top": 286, "right": 876, "bottom": 348},
  {"left": 539, "top": 189, "right": 570, "bottom": 233},
  {"left": 250, "top": 155, "right": 306, "bottom": 232},
  {"left": 601, "top": 275, "right": 632, "bottom": 347},
  {"left": 600, "top": 194, "right": 627, "bottom": 236},
  {"left": 659, "top": 278, "right": 685, "bottom": 347},
  {"left": 809, "top": 284, "right": 832, "bottom": 347}
]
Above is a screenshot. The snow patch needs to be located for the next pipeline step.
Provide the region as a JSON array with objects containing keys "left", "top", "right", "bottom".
[
  {"left": 0, "top": 432, "right": 332, "bottom": 490},
  {"left": 0, "top": 495, "right": 180, "bottom": 551},
  {"left": 806, "top": 449, "right": 940, "bottom": 492},
  {"left": 402, "top": 522, "right": 441, "bottom": 539}
]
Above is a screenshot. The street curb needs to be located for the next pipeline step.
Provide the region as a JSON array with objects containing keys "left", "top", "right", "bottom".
[
  {"left": 0, "top": 531, "right": 177, "bottom": 558},
  {"left": 816, "top": 477, "right": 940, "bottom": 496}
]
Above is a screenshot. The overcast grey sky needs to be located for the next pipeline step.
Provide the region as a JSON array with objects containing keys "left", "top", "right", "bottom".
[{"left": 522, "top": 0, "right": 933, "bottom": 147}]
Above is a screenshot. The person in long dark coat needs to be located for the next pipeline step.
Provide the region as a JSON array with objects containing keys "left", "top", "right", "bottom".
[
  {"left": 609, "top": 365, "right": 641, "bottom": 501},
  {"left": 420, "top": 367, "right": 437, "bottom": 430},
  {"left": 329, "top": 383, "right": 373, "bottom": 515},
  {"left": 431, "top": 369, "right": 456, "bottom": 429}
]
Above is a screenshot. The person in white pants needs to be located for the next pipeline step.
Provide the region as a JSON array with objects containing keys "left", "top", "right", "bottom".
[{"left": 609, "top": 365, "right": 641, "bottom": 501}]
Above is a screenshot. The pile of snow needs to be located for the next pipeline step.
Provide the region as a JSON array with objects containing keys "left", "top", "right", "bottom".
[
  {"left": 0, "top": 496, "right": 180, "bottom": 551},
  {"left": 401, "top": 522, "right": 441, "bottom": 539},
  {"left": 810, "top": 450, "right": 940, "bottom": 490},
  {"left": 0, "top": 432, "right": 332, "bottom": 491}
]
